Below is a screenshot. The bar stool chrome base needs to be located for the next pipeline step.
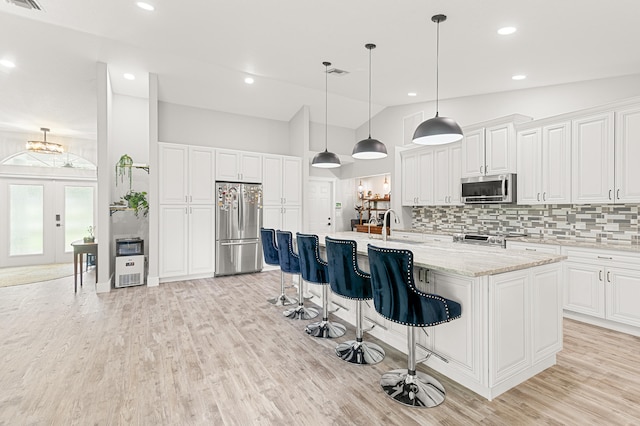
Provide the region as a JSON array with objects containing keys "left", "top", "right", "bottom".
[
  {"left": 267, "top": 293, "right": 298, "bottom": 306},
  {"left": 380, "top": 369, "right": 445, "bottom": 408},
  {"left": 283, "top": 305, "right": 319, "bottom": 320},
  {"left": 335, "top": 340, "right": 385, "bottom": 365},
  {"left": 305, "top": 320, "right": 346, "bottom": 338}
]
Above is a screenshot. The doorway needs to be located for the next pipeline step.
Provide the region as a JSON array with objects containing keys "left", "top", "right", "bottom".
[
  {"left": 307, "top": 178, "right": 335, "bottom": 235},
  {"left": 0, "top": 178, "right": 96, "bottom": 267}
]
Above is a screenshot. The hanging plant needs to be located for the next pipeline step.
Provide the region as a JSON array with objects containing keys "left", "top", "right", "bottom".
[{"left": 116, "top": 154, "right": 134, "bottom": 189}]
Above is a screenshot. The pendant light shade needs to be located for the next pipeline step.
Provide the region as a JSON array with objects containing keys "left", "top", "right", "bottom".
[
  {"left": 312, "top": 61, "right": 341, "bottom": 168},
  {"left": 412, "top": 14, "right": 463, "bottom": 145},
  {"left": 352, "top": 43, "right": 387, "bottom": 160}
]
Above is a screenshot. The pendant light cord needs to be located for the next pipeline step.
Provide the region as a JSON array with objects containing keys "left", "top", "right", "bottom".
[
  {"left": 435, "top": 18, "right": 440, "bottom": 117},
  {"left": 368, "top": 46, "right": 372, "bottom": 138},
  {"left": 325, "top": 62, "right": 329, "bottom": 152}
]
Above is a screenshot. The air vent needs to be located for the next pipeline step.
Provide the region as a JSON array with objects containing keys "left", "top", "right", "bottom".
[
  {"left": 326, "top": 68, "right": 349, "bottom": 77},
  {"left": 5, "top": 0, "right": 43, "bottom": 10}
]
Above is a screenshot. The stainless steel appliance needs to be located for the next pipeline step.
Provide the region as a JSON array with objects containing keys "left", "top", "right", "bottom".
[
  {"left": 452, "top": 233, "right": 506, "bottom": 248},
  {"left": 115, "top": 238, "right": 145, "bottom": 288},
  {"left": 215, "top": 181, "right": 263, "bottom": 276},
  {"left": 461, "top": 173, "right": 516, "bottom": 204}
]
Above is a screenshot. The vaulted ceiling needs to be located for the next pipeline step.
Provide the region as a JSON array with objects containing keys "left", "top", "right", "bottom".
[{"left": 1, "top": 0, "right": 639, "bottom": 139}]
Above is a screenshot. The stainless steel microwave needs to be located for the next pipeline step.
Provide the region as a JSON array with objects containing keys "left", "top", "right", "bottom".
[{"left": 461, "top": 173, "right": 516, "bottom": 204}]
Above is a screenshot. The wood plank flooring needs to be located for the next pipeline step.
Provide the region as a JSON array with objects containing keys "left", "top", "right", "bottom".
[{"left": 1, "top": 270, "right": 639, "bottom": 425}]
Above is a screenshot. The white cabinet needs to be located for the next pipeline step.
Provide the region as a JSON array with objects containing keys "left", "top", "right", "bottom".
[
  {"left": 433, "top": 142, "right": 462, "bottom": 205},
  {"left": 158, "top": 142, "right": 216, "bottom": 279},
  {"left": 215, "top": 149, "right": 262, "bottom": 183},
  {"left": 517, "top": 122, "right": 571, "bottom": 205},
  {"left": 571, "top": 112, "right": 615, "bottom": 203},
  {"left": 159, "top": 205, "right": 215, "bottom": 278},
  {"left": 563, "top": 247, "right": 640, "bottom": 330},
  {"left": 159, "top": 144, "right": 216, "bottom": 205},
  {"left": 614, "top": 105, "right": 640, "bottom": 203},
  {"left": 401, "top": 148, "right": 433, "bottom": 206},
  {"left": 262, "top": 154, "right": 301, "bottom": 232},
  {"left": 462, "top": 116, "right": 531, "bottom": 178},
  {"left": 506, "top": 241, "right": 561, "bottom": 255}
]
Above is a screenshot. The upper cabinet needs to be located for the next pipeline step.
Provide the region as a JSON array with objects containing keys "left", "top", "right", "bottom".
[
  {"left": 517, "top": 121, "right": 571, "bottom": 205},
  {"left": 159, "top": 143, "right": 216, "bottom": 205},
  {"left": 262, "top": 154, "right": 302, "bottom": 231},
  {"left": 462, "top": 115, "right": 532, "bottom": 178},
  {"left": 215, "top": 149, "right": 262, "bottom": 183},
  {"left": 614, "top": 104, "right": 640, "bottom": 203},
  {"left": 401, "top": 148, "right": 434, "bottom": 206},
  {"left": 433, "top": 142, "right": 462, "bottom": 205}
]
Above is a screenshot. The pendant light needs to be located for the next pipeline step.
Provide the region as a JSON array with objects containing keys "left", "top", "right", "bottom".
[
  {"left": 312, "top": 61, "right": 341, "bottom": 168},
  {"left": 412, "top": 14, "right": 463, "bottom": 145},
  {"left": 26, "top": 127, "right": 64, "bottom": 154},
  {"left": 352, "top": 43, "right": 387, "bottom": 160}
]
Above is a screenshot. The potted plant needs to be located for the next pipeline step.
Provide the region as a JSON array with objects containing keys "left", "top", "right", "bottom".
[
  {"left": 83, "top": 226, "right": 95, "bottom": 243},
  {"left": 116, "top": 154, "right": 134, "bottom": 189},
  {"left": 122, "top": 190, "right": 148, "bottom": 218}
]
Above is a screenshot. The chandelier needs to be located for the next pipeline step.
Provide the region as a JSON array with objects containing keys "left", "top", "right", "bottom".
[{"left": 26, "top": 127, "right": 64, "bottom": 154}]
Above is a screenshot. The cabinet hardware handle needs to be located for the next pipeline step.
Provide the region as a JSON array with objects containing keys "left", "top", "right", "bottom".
[
  {"left": 433, "top": 238, "right": 441, "bottom": 242},
  {"left": 537, "top": 193, "right": 540, "bottom": 202},
  {"left": 599, "top": 270, "right": 603, "bottom": 281},
  {"left": 609, "top": 189, "right": 612, "bottom": 200},
  {"left": 480, "top": 165, "right": 483, "bottom": 174},
  {"left": 185, "top": 196, "right": 188, "bottom": 202},
  {"left": 525, "top": 248, "right": 537, "bottom": 251},
  {"left": 190, "top": 207, "right": 192, "bottom": 214},
  {"left": 185, "top": 207, "right": 188, "bottom": 214},
  {"left": 607, "top": 271, "right": 611, "bottom": 283},
  {"left": 543, "top": 192, "right": 546, "bottom": 201},
  {"left": 283, "top": 198, "right": 286, "bottom": 204},
  {"left": 617, "top": 189, "right": 620, "bottom": 200},
  {"left": 597, "top": 256, "right": 613, "bottom": 260},
  {"left": 190, "top": 195, "right": 192, "bottom": 202}
]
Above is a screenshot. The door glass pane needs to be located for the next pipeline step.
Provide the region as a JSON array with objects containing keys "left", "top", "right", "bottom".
[
  {"left": 64, "top": 186, "right": 94, "bottom": 251},
  {"left": 10, "top": 184, "right": 44, "bottom": 256}
]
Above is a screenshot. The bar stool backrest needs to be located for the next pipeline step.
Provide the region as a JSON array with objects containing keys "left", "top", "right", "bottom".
[
  {"left": 325, "top": 237, "right": 372, "bottom": 301},
  {"left": 296, "top": 233, "right": 328, "bottom": 284},
  {"left": 367, "top": 245, "right": 462, "bottom": 327},
  {"left": 276, "top": 230, "right": 300, "bottom": 274},
  {"left": 260, "top": 228, "right": 279, "bottom": 266}
]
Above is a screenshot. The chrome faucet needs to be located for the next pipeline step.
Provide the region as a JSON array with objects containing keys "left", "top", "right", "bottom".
[
  {"left": 368, "top": 216, "right": 377, "bottom": 239},
  {"left": 382, "top": 209, "right": 400, "bottom": 242}
]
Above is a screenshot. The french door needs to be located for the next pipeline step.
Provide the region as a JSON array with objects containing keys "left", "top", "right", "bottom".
[
  {"left": 307, "top": 179, "right": 334, "bottom": 235},
  {"left": 1, "top": 178, "right": 96, "bottom": 267}
]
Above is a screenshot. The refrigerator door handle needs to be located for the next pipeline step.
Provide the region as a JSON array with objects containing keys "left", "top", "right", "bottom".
[{"left": 238, "top": 186, "right": 244, "bottom": 232}]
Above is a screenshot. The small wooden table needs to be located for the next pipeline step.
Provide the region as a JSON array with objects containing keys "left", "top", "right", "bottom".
[{"left": 71, "top": 240, "right": 98, "bottom": 293}]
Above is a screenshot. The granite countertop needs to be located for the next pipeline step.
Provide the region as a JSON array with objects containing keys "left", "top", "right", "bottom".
[{"left": 318, "top": 232, "right": 566, "bottom": 278}]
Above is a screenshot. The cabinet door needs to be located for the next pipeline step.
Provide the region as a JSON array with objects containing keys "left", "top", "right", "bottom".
[
  {"left": 563, "top": 261, "right": 605, "bottom": 318},
  {"left": 531, "top": 266, "right": 562, "bottom": 362},
  {"left": 448, "top": 143, "right": 462, "bottom": 205},
  {"left": 262, "top": 205, "right": 282, "bottom": 230},
  {"left": 262, "top": 155, "right": 283, "bottom": 205},
  {"left": 159, "top": 144, "right": 188, "bottom": 204},
  {"left": 401, "top": 153, "right": 418, "bottom": 206},
  {"left": 159, "top": 205, "right": 189, "bottom": 277},
  {"left": 571, "top": 112, "right": 614, "bottom": 203},
  {"left": 240, "top": 153, "right": 263, "bottom": 183},
  {"left": 516, "top": 128, "right": 542, "bottom": 205},
  {"left": 416, "top": 149, "right": 434, "bottom": 205},
  {"left": 606, "top": 266, "right": 640, "bottom": 327},
  {"left": 188, "top": 205, "right": 215, "bottom": 275},
  {"left": 462, "top": 128, "right": 485, "bottom": 177},
  {"left": 282, "top": 157, "right": 302, "bottom": 205},
  {"left": 615, "top": 105, "right": 640, "bottom": 203},
  {"left": 485, "top": 123, "right": 514, "bottom": 175},
  {"left": 216, "top": 150, "right": 240, "bottom": 181},
  {"left": 189, "top": 146, "right": 216, "bottom": 204},
  {"left": 542, "top": 122, "right": 571, "bottom": 204},
  {"left": 433, "top": 146, "right": 450, "bottom": 205},
  {"left": 281, "top": 205, "right": 301, "bottom": 233}
]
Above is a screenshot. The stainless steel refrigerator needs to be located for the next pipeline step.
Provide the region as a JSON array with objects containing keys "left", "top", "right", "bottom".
[{"left": 215, "top": 181, "right": 263, "bottom": 276}]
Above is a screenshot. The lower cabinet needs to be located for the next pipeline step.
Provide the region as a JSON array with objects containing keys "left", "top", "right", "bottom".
[
  {"left": 159, "top": 205, "right": 215, "bottom": 279},
  {"left": 563, "top": 247, "right": 640, "bottom": 330}
]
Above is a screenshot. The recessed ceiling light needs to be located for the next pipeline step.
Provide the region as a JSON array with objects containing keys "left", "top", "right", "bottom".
[
  {"left": 512, "top": 74, "right": 527, "bottom": 81},
  {"left": 0, "top": 59, "right": 16, "bottom": 68},
  {"left": 498, "top": 26, "right": 517, "bottom": 35},
  {"left": 244, "top": 77, "right": 254, "bottom": 85},
  {"left": 407, "top": 92, "right": 417, "bottom": 97},
  {"left": 123, "top": 73, "right": 136, "bottom": 81},
  {"left": 136, "top": 2, "right": 154, "bottom": 11}
]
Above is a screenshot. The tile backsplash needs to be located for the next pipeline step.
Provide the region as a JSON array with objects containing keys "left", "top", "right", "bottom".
[{"left": 412, "top": 204, "right": 640, "bottom": 246}]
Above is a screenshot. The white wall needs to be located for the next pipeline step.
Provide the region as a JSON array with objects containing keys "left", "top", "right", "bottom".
[{"left": 158, "top": 101, "right": 291, "bottom": 154}]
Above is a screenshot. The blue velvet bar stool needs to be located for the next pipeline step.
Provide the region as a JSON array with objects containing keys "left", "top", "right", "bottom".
[
  {"left": 260, "top": 228, "right": 297, "bottom": 306},
  {"left": 368, "top": 244, "right": 462, "bottom": 408},
  {"left": 325, "top": 236, "right": 385, "bottom": 365},
  {"left": 277, "top": 230, "right": 318, "bottom": 320},
  {"left": 296, "top": 233, "right": 346, "bottom": 338}
]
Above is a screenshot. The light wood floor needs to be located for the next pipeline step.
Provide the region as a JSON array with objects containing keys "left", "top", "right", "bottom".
[{"left": 1, "top": 270, "right": 640, "bottom": 425}]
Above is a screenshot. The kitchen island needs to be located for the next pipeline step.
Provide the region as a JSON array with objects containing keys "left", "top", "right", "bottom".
[{"left": 314, "top": 232, "right": 566, "bottom": 400}]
